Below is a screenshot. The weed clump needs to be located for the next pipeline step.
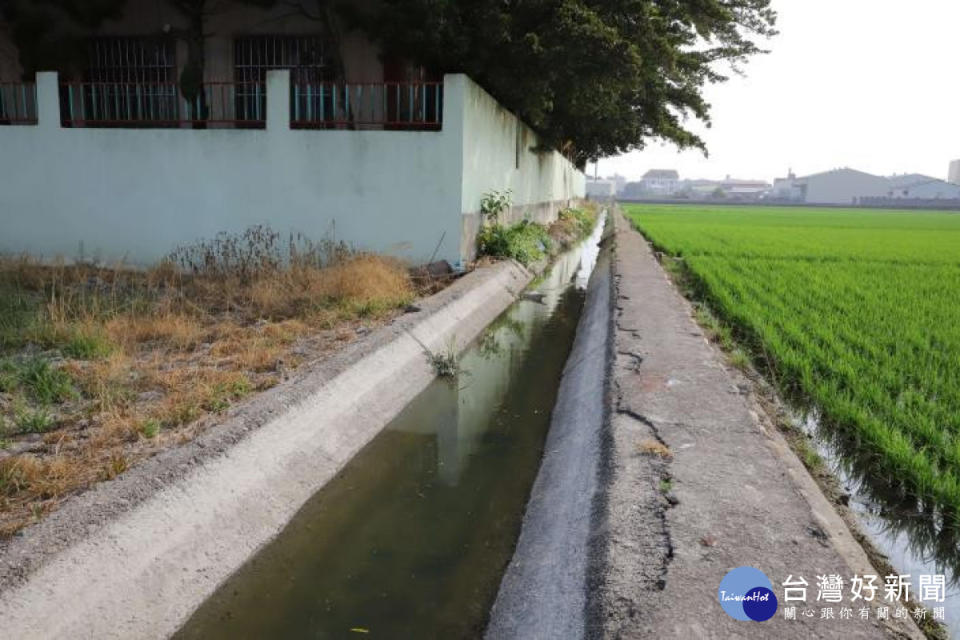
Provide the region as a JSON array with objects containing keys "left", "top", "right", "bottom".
[
  {"left": 476, "top": 199, "right": 598, "bottom": 266},
  {"left": 477, "top": 221, "right": 553, "bottom": 265}
]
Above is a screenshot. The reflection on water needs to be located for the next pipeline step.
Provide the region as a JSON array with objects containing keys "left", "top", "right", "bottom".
[
  {"left": 174, "top": 216, "right": 606, "bottom": 640},
  {"left": 800, "top": 412, "right": 960, "bottom": 636}
]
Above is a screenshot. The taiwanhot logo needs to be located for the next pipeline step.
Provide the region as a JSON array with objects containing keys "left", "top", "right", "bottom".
[{"left": 718, "top": 567, "right": 778, "bottom": 621}]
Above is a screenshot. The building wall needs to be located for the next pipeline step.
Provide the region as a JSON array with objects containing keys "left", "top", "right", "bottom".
[
  {"left": 895, "top": 180, "right": 960, "bottom": 199},
  {"left": 0, "top": 0, "right": 384, "bottom": 83},
  {"left": 949, "top": 160, "right": 960, "bottom": 185},
  {"left": 640, "top": 177, "right": 677, "bottom": 194},
  {"left": 801, "top": 170, "right": 890, "bottom": 204},
  {"left": 456, "top": 76, "right": 584, "bottom": 261},
  {"left": 0, "top": 72, "right": 583, "bottom": 268},
  {"left": 585, "top": 180, "right": 616, "bottom": 199}
]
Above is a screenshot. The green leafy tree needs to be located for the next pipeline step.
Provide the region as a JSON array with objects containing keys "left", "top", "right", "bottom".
[
  {"left": 344, "top": 0, "right": 777, "bottom": 166},
  {"left": 0, "top": 0, "right": 126, "bottom": 78}
]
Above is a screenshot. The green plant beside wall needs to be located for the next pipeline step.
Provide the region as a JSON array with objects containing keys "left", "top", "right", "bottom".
[
  {"left": 477, "top": 222, "right": 553, "bottom": 266},
  {"left": 480, "top": 189, "right": 513, "bottom": 225},
  {"left": 477, "top": 189, "right": 550, "bottom": 266}
]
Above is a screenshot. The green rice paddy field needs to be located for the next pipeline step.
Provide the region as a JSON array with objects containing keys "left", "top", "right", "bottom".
[{"left": 624, "top": 203, "right": 960, "bottom": 519}]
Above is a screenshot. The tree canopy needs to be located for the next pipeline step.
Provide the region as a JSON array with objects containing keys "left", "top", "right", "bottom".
[
  {"left": 0, "top": 1, "right": 126, "bottom": 77},
  {"left": 346, "top": 0, "right": 777, "bottom": 166}
]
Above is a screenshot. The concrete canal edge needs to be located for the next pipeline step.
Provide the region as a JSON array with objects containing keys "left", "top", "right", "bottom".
[
  {"left": 485, "top": 225, "right": 614, "bottom": 638},
  {"left": 592, "top": 209, "right": 923, "bottom": 639},
  {"left": 487, "top": 208, "right": 925, "bottom": 640},
  {"left": 0, "top": 260, "right": 533, "bottom": 640}
]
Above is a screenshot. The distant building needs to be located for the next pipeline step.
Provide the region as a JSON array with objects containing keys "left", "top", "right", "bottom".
[
  {"left": 771, "top": 170, "right": 803, "bottom": 201},
  {"left": 949, "top": 160, "right": 960, "bottom": 185},
  {"left": 676, "top": 177, "right": 770, "bottom": 200},
  {"left": 773, "top": 168, "right": 889, "bottom": 205},
  {"left": 640, "top": 169, "right": 680, "bottom": 195},
  {"left": 585, "top": 178, "right": 616, "bottom": 199},
  {"left": 607, "top": 174, "right": 627, "bottom": 195},
  {"left": 718, "top": 177, "right": 770, "bottom": 200},
  {"left": 621, "top": 181, "right": 646, "bottom": 199},
  {"left": 886, "top": 176, "right": 960, "bottom": 200}
]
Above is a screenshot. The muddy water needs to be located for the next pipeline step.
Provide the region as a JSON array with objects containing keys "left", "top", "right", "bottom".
[
  {"left": 174, "top": 216, "right": 606, "bottom": 640},
  {"left": 799, "top": 412, "right": 960, "bottom": 637}
]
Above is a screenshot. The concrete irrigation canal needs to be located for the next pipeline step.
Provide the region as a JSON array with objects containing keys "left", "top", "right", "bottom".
[
  {"left": 0, "top": 209, "right": 942, "bottom": 639},
  {"left": 175, "top": 216, "right": 608, "bottom": 638}
]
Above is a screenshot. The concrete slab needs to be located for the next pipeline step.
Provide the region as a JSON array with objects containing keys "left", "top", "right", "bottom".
[{"left": 597, "top": 210, "right": 922, "bottom": 639}]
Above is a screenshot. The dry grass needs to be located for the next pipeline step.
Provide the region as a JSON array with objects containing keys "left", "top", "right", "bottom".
[
  {"left": 0, "top": 226, "right": 421, "bottom": 536},
  {"left": 637, "top": 438, "right": 673, "bottom": 459}
]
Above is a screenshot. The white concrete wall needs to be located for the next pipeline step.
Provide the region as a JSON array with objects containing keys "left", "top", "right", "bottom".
[
  {"left": 0, "top": 71, "right": 461, "bottom": 266},
  {"left": 0, "top": 72, "right": 584, "bottom": 267}
]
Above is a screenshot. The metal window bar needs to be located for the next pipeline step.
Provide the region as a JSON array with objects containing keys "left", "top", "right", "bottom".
[
  {"left": 60, "top": 81, "right": 265, "bottom": 127},
  {"left": 87, "top": 37, "right": 175, "bottom": 85},
  {"left": 234, "top": 35, "right": 329, "bottom": 122},
  {"left": 0, "top": 83, "right": 38, "bottom": 125},
  {"left": 290, "top": 82, "right": 443, "bottom": 130}
]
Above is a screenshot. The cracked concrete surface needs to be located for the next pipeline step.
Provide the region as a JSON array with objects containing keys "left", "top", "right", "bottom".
[{"left": 596, "top": 211, "right": 922, "bottom": 639}]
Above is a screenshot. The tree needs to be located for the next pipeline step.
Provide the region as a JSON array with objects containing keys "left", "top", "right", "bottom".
[
  {"left": 344, "top": 0, "right": 777, "bottom": 166},
  {"left": 0, "top": 0, "right": 126, "bottom": 78}
]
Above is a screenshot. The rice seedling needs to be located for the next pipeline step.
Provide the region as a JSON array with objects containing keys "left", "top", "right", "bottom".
[{"left": 626, "top": 203, "right": 960, "bottom": 519}]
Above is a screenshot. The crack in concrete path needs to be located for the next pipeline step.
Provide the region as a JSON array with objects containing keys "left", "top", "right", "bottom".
[{"left": 592, "top": 210, "right": 922, "bottom": 639}]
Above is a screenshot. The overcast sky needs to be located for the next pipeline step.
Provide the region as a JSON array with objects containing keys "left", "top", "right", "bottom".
[{"left": 594, "top": 0, "right": 960, "bottom": 184}]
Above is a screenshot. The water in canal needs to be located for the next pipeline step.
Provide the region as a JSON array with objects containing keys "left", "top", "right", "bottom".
[
  {"left": 799, "top": 411, "right": 960, "bottom": 637},
  {"left": 175, "top": 215, "right": 607, "bottom": 639}
]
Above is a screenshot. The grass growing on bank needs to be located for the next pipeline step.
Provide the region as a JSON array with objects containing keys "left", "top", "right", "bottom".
[
  {"left": 0, "top": 226, "right": 415, "bottom": 536},
  {"left": 625, "top": 203, "right": 960, "bottom": 522},
  {"left": 477, "top": 205, "right": 598, "bottom": 265}
]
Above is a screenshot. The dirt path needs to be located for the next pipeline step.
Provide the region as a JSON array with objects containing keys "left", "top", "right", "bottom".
[{"left": 596, "top": 211, "right": 922, "bottom": 639}]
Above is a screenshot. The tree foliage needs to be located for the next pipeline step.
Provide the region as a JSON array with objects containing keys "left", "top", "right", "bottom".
[
  {"left": 345, "top": 0, "right": 777, "bottom": 165},
  {"left": 0, "top": 0, "right": 126, "bottom": 77}
]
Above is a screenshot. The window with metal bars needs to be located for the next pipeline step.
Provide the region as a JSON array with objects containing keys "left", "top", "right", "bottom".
[
  {"left": 234, "top": 35, "right": 331, "bottom": 120},
  {"left": 87, "top": 37, "right": 176, "bottom": 84},
  {"left": 78, "top": 37, "right": 178, "bottom": 124}
]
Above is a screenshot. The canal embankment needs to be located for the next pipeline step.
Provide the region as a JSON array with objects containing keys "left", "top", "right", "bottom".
[
  {"left": 595, "top": 209, "right": 923, "bottom": 639},
  {"left": 0, "top": 258, "right": 535, "bottom": 639},
  {"left": 485, "top": 221, "right": 613, "bottom": 638}
]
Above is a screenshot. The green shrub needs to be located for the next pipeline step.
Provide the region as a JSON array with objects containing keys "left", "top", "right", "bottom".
[
  {"left": 0, "top": 359, "right": 18, "bottom": 393},
  {"left": 63, "top": 331, "right": 114, "bottom": 359},
  {"left": 477, "top": 221, "right": 552, "bottom": 265},
  {"left": 18, "top": 358, "right": 77, "bottom": 405},
  {"left": 140, "top": 419, "right": 161, "bottom": 439},
  {"left": 14, "top": 405, "right": 54, "bottom": 434},
  {"left": 558, "top": 207, "right": 596, "bottom": 236},
  {"left": 480, "top": 189, "right": 513, "bottom": 224}
]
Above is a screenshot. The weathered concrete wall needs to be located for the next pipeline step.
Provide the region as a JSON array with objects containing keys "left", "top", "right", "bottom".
[
  {"left": 456, "top": 76, "right": 585, "bottom": 261},
  {"left": 0, "top": 71, "right": 463, "bottom": 265},
  {"left": 0, "top": 71, "right": 583, "bottom": 267}
]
